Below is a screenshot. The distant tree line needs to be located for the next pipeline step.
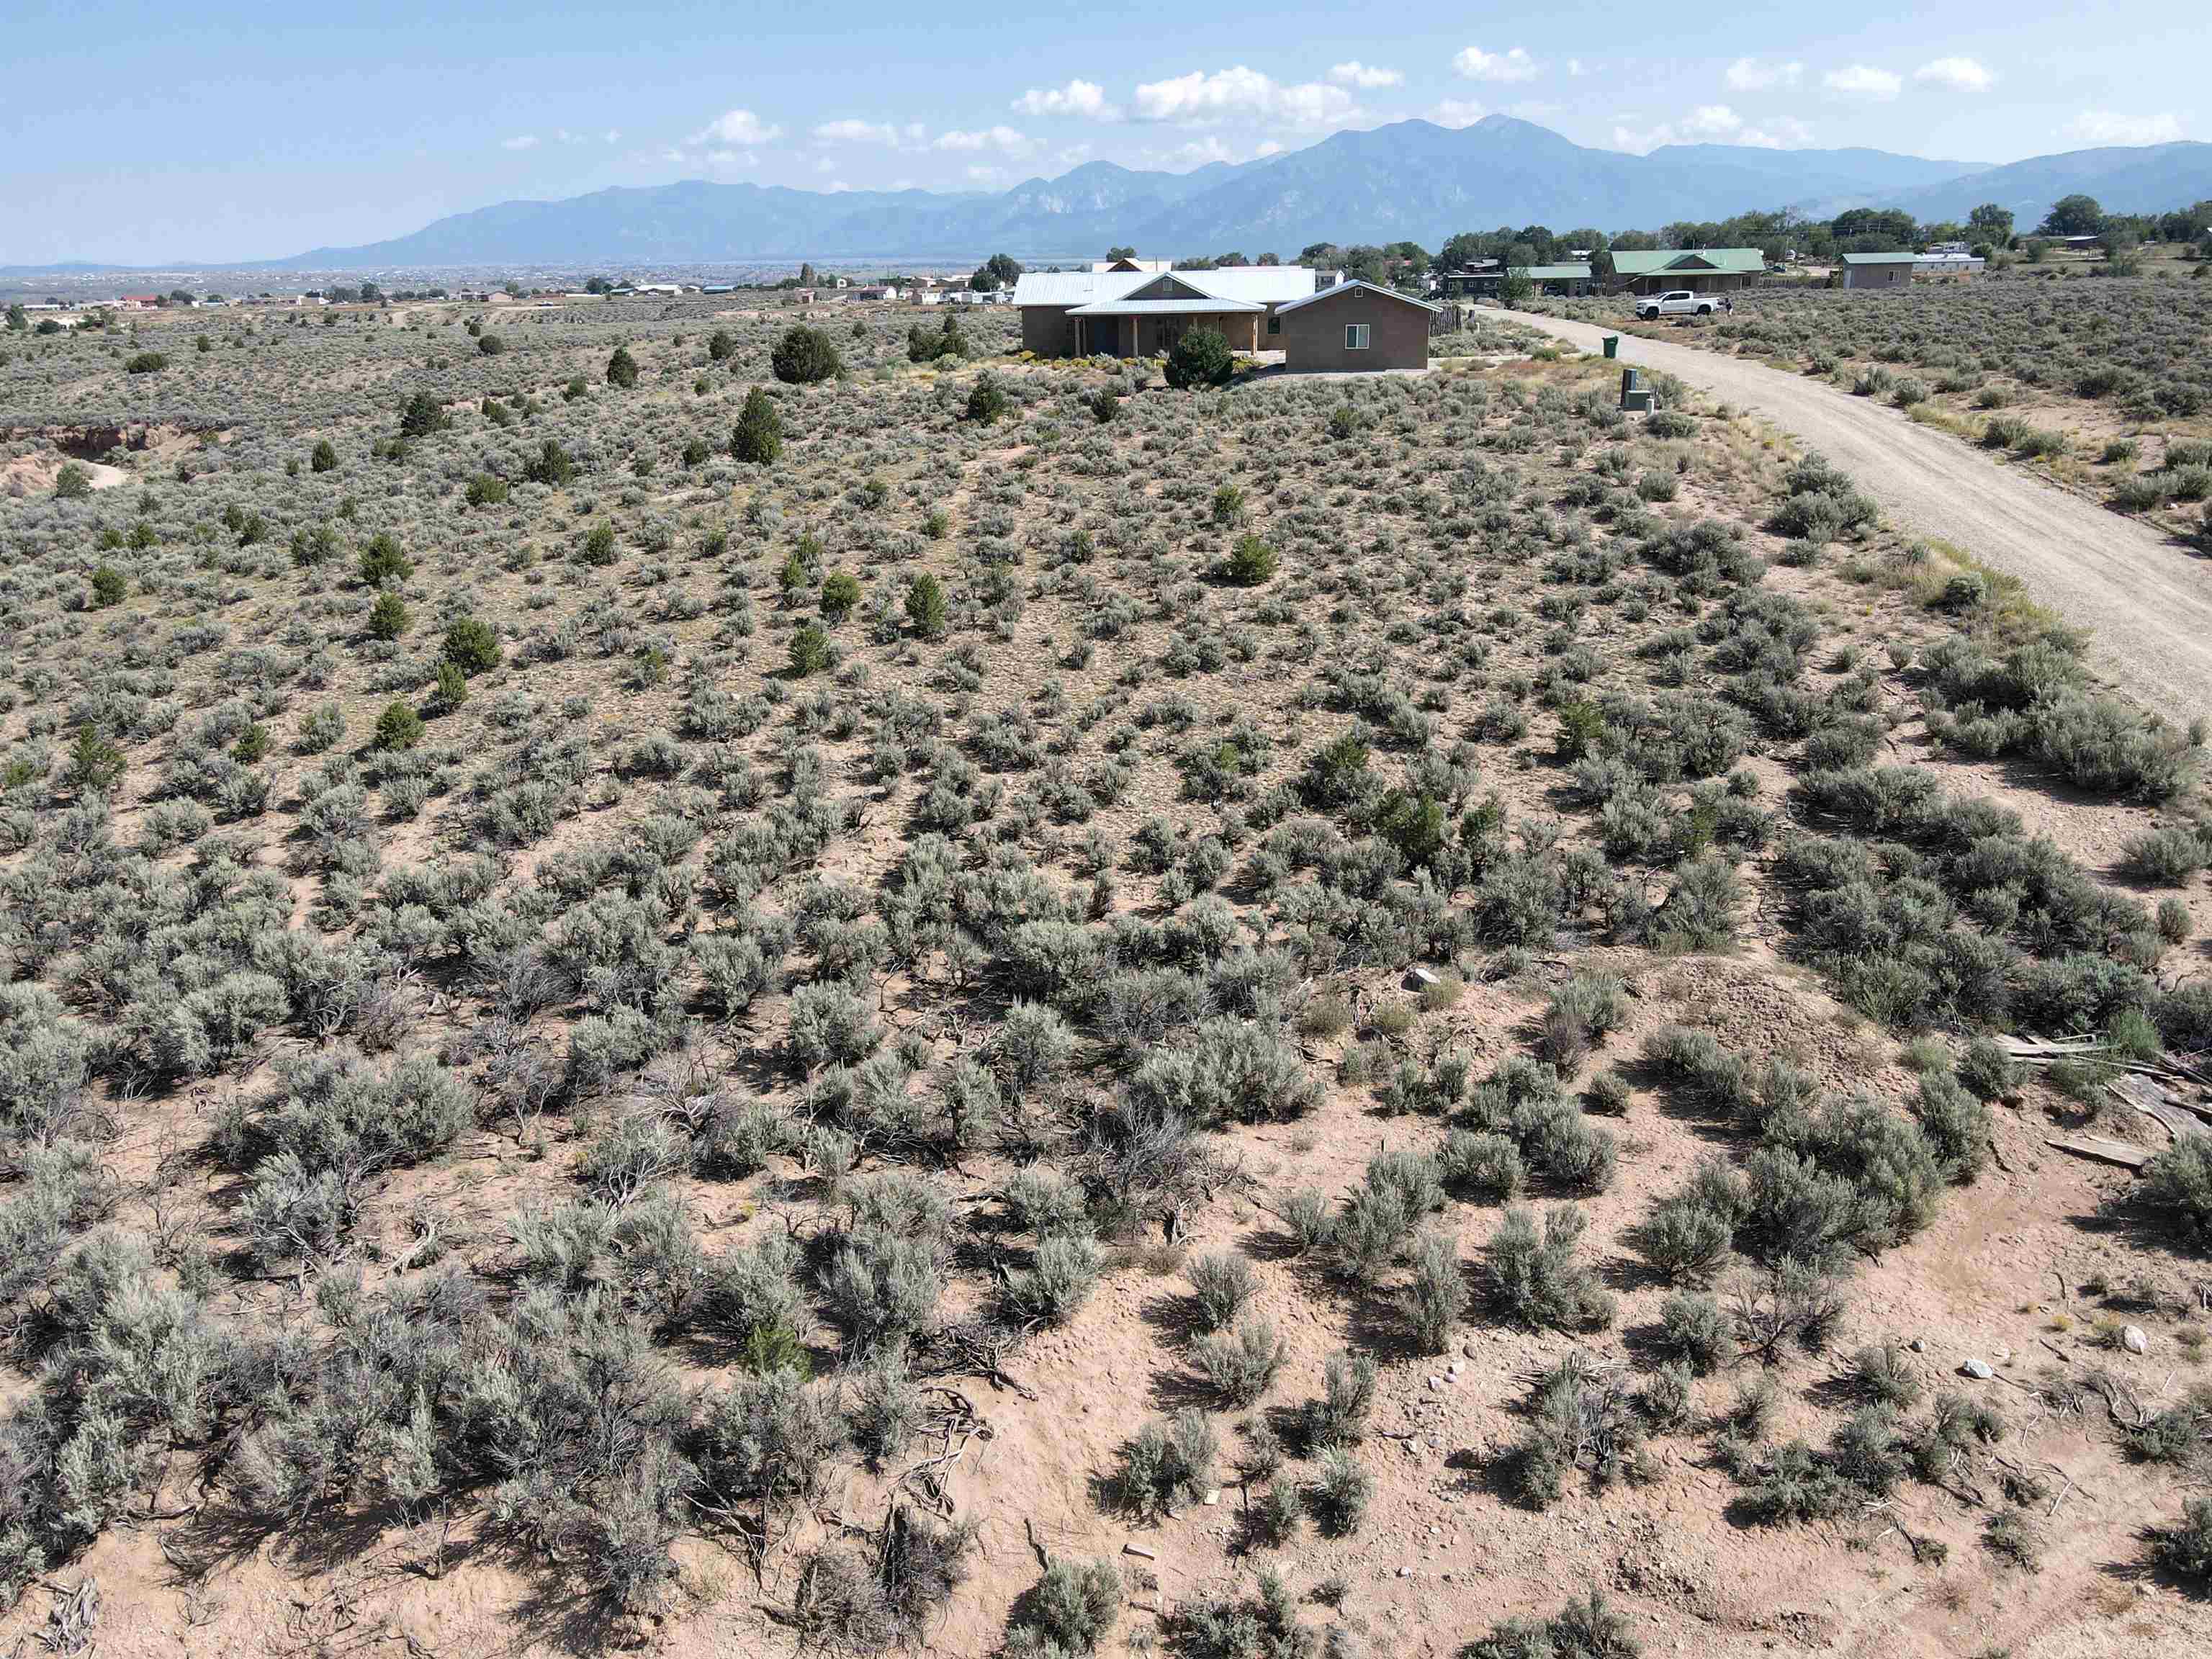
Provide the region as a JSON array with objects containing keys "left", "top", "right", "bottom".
[{"left": 1272, "top": 192, "right": 2212, "bottom": 295}]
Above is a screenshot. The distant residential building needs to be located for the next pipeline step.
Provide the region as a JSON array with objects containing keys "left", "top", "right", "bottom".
[
  {"left": 117, "top": 294, "right": 161, "bottom": 310},
  {"left": 1608, "top": 249, "right": 1766, "bottom": 295},
  {"left": 1439, "top": 261, "right": 1501, "bottom": 298},
  {"left": 1913, "top": 252, "right": 1984, "bottom": 275},
  {"left": 1839, "top": 252, "right": 1916, "bottom": 289},
  {"left": 1450, "top": 262, "right": 1594, "bottom": 300},
  {"left": 1091, "top": 257, "right": 1174, "bottom": 274}
]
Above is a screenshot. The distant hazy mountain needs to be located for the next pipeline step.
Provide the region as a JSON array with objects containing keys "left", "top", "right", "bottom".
[
  {"left": 1886, "top": 141, "right": 2212, "bottom": 225},
  {"left": 99, "top": 116, "right": 2212, "bottom": 271}
]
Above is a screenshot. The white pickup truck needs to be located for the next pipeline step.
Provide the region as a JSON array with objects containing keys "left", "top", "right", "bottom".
[{"left": 1636, "top": 289, "right": 1723, "bottom": 319}]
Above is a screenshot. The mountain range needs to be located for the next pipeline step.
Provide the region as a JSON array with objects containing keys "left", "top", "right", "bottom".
[{"left": 16, "top": 115, "right": 2212, "bottom": 274}]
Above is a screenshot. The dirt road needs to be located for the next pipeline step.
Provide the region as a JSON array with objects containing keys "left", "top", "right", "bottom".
[{"left": 1505, "top": 308, "right": 2212, "bottom": 727}]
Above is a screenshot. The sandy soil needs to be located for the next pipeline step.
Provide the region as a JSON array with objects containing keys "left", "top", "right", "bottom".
[
  {"left": 0, "top": 453, "right": 127, "bottom": 494},
  {"left": 1503, "top": 308, "right": 2212, "bottom": 729}
]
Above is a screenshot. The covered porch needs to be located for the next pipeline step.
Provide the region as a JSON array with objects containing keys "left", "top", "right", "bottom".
[{"left": 1063, "top": 297, "right": 1262, "bottom": 358}]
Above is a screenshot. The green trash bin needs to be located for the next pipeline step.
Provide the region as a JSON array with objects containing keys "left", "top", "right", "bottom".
[{"left": 1601, "top": 334, "right": 1619, "bottom": 359}]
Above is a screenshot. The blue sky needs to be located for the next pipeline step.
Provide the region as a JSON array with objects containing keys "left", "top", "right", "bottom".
[{"left": 3, "top": 0, "right": 2201, "bottom": 264}]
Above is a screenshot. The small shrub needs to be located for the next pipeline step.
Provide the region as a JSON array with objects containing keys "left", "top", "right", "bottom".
[
  {"left": 966, "top": 374, "right": 1010, "bottom": 424},
  {"left": 1164, "top": 326, "right": 1234, "bottom": 390},
  {"left": 1115, "top": 1409, "right": 1217, "bottom": 1518},
  {"left": 2143, "top": 1136, "right": 2212, "bottom": 1243},
  {"left": 905, "top": 572, "right": 948, "bottom": 639},
  {"left": 367, "top": 589, "right": 411, "bottom": 640},
  {"left": 1225, "top": 534, "right": 1279, "bottom": 585},
  {"left": 732, "top": 387, "right": 783, "bottom": 463},
  {"left": 772, "top": 325, "right": 842, "bottom": 385},
  {"left": 1192, "top": 1316, "right": 1285, "bottom": 1406},
  {"left": 1305, "top": 1447, "right": 1373, "bottom": 1535},
  {"left": 819, "top": 570, "right": 862, "bottom": 624},
  {"left": 442, "top": 616, "right": 502, "bottom": 675},
  {"left": 374, "top": 701, "right": 423, "bottom": 750},
  {"left": 1655, "top": 1288, "right": 1730, "bottom": 1374},
  {"left": 1188, "top": 1252, "right": 1259, "bottom": 1331},
  {"left": 1008, "top": 1557, "right": 1122, "bottom": 1657},
  {"left": 2152, "top": 1496, "right": 2212, "bottom": 1582},
  {"left": 789, "top": 624, "right": 833, "bottom": 677},
  {"left": 1485, "top": 1205, "right": 1614, "bottom": 1331}
]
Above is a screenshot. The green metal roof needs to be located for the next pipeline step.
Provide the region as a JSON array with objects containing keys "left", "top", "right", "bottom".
[
  {"left": 1522, "top": 264, "right": 1593, "bottom": 281},
  {"left": 1838, "top": 251, "right": 1918, "bottom": 264},
  {"left": 1608, "top": 248, "right": 1766, "bottom": 275}
]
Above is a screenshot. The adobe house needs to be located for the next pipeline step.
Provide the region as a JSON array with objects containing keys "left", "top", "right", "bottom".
[
  {"left": 1014, "top": 265, "right": 1316, "bottom": 357},
  {"left": 1607, "top": 249, "right": 1766, "bottom": 295},
  {"left": 1273, "top": 279, "right": 1438, "bottom": 372},
  {"left": 1838, "top": 252, "right": 1915, "bottom": 289}
]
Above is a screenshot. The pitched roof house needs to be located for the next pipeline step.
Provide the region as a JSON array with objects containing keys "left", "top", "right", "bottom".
[
  {"left": 1272, "top": 279, "right": 1439, "bottom": 372},
  {"left": 1449, "top": 262, "right": 1596, "bottom": 300},
  {"left": 1607, "top": 249, "right": 1766, "bottom": 295},
  {"left": 1015, "top": 265, "right": 1316, "bottom": 358},
  {"left": 1838, "top": 251, "right": 1915, "bottom": 289}
]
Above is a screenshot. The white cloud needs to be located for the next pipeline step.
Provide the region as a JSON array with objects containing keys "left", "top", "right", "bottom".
[
  {"left": 1254, "top": 140, "right": 1285, "bottom": 157},
  {"left": 2066, "top": 109, "right": 2185, "bottom": 145},
  {"left": 1915, "top": 56, "right": 1995, "bottom": 92},
  {"left": 1613, "top": 107, "right": 1812, "bottom": 153},
  {"left": 604, "top": 130, "right": 621, "bottom": 144},
  {"left": 1431, "top": 99, "right": 1486, "bottom": 128},
  {"left": 1142, "top": 133, "right": 1247, "bottom": 168},
  {"left": 1724, "top": 58, "right": 1802, "bottom": 91},
  {"left": 932, "top": 124, "right": 1032, "bottom": 156},
  {"left": 1454, "top": 46, "right": 1539, "bottom": 84},
  {"left": 1822, "top": 65, "right": 1902, "bottom": 100},
  {"left": 692, "top": 109, "right": 782, "bottom": 145},
  {"left": 1133, "top": 66, "right": 1354, "bottom": 128},
  {"left": 1328, "top": 60, "right": 1403, "bottom": 89},
  {"left": 1013, "top": 78, "right": 1120, "bottom": 120},
  {"left": 814, "top": 118, "right": 900, "bottom": 145},
  {"left": 500, "top": 134, "right": 539, "bottom": 150},
  {"left": 1566, "top": 58, "right": 1586, "bottom": 77}
]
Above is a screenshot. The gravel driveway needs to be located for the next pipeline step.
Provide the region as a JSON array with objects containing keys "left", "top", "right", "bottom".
[{"left": 1505, "top": 307, "right": 2212, "bottom": 728}]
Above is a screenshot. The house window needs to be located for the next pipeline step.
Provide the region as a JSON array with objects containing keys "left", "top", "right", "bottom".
[
  {"left": 1267, "top": 313, "right": 1280, "bottom": 336},
  {"left": 1345, "top": 323, "right": 1370, "bottom": 350}
]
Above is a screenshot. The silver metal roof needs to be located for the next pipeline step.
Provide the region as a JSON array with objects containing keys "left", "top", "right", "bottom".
[
  {"left": 1065, "top": 297, "right": 1264, "bottom": 315},
  {"left": 1182, "top": 266, "right": 1319, "bottom": 304},
  {"left": 1013, "top": 265, "right": 1317, "bottom": 309},
  {"left": 1272, "top": 278, "right": 1441, "bottom": 316},
  {"left": 1010, "top": 270, "right": 1149, "bottom": 306}
]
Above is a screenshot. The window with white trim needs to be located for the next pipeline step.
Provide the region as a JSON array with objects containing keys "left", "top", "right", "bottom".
[{"left": 1344, "top": 323, "right": 1370, "bottom": 350}]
